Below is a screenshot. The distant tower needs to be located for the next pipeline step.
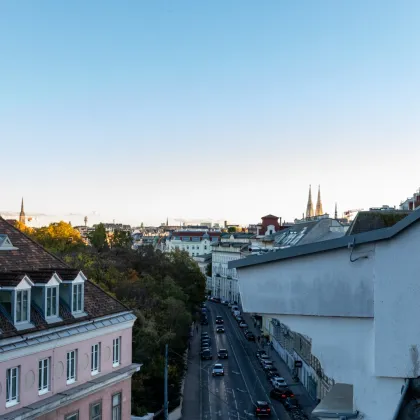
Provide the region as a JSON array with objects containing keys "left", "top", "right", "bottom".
[
  {"left": 166, "top": 217, "right": 169, "bottom": 226},
  {"left": 315, "top": 185, "right": 323, "bottom": 216},
  {"left": 334, "top": 203, "right": 338, "bottom": 219},
  {"left": 19, "top": 197, "right": 26, "bottom": 225},
  {"left": 84, "top": 216, "right": 88, "bottom": 227},
  {"left": 305, "top": 185, "right": 314, "bottom": 219}
]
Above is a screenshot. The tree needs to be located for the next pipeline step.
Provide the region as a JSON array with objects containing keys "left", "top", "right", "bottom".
[
  {"left": 110, "top": 229, "right": 132, "bottom": 249},
  {"left": 88, "top": 223, "right": 108, "bottom": 251},
  {"left": 228, "top": 226, "right": 237, "bottom": 233}
]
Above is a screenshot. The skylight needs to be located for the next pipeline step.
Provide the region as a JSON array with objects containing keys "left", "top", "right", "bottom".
[{"left": 0, "top": 235, "right": 18, "bottom": 250}]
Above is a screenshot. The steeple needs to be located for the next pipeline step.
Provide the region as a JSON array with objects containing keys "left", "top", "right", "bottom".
[
  {"left": 315, "top": 185, "right": 323, "bottom": 216},
  {"left": 334, "top": 203, "right": 338, "bottom": 219},
  {"left": 19, "top": 197, "right": 26, "bottom": 225},
  {"left": 305, "top": 185, "right": 314, "bottom": 219},
  {"left": 166, "top": 217, "right": 169, "bottom": 227}
]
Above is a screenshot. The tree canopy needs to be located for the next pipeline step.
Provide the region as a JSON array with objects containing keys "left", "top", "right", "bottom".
[{"left": 17, "top": 222, "right": 205, "bottom": 416}]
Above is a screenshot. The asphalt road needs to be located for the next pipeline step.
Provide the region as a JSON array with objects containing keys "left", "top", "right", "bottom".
[{"left": 196, "top": 302, "right": 290, "bottom": 420}]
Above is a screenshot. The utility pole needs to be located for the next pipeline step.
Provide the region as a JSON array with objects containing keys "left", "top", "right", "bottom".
[{"left": 164, "top": 343, "right": 169, "bottom": 420}]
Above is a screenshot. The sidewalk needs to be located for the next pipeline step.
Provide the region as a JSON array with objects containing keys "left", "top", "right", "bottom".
[
  {"left": 180, "top": 324, "right": 201, "bottom": 420},
  {"left": 241, "top": 313, "right": 317, "bottom": 416}
]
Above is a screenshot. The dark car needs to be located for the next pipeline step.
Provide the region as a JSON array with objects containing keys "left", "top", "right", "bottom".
[
  {"left": 201, "top": 349, "right": 212, "bottom": 360},
  {"left": 201, "top": 332, "right": 210, "bottom": 338},
  {"left": 255, "top": 401, "right": 271, "bottom": 417},
  {"left": 215, "top": 316, "right": 224, "bottom": 324},
  {"left": 245, "top": 332, "right": 255, "bottom": 341},
  {"left": 201, "top": 318, "right": 209, "bottom": 325},
  {"left": 218, "top": 349, "right": 228, "bottom": 359},
  {"left": 256, "top": 350, "right": 267, "bottom": 359},
  {"left": 284, "top": 397, "right": 299, "bottom": 411},
  {"left": 201, "top": 339, "right": 211, "bottom": 348},
  {"left": 211, "top": 297, "right": 221, "bottom": 303},
  {"left": 216, "top": 325, "right": 225, "bottom": 333},
  {"left": 270, "top": 387, "right": 295, "bottom": 402},
  {"left": 265, "top": 366, "right": 279, "bottom": 377}
]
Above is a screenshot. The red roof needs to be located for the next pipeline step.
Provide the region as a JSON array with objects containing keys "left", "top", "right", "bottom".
[{"left": 261, "top": 214, "right": 278, "bottom": 219}]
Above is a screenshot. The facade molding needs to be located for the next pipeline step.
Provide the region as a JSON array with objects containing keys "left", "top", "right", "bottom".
[{"left": 2, "top": 363, "right": 142, "bottom": 420}]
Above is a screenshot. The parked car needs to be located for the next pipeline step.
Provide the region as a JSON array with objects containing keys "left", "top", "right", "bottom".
[
  {"left": 259, "top": 354, "right": 270, "bottom": 364},
  {"left": 256, "top": 350, "right": 267, "bottom": 359},
  {"left": 215, "top": 315, "right": 224, "bottom": 324},
  {"left": 284, "top": 397, "right": 300, "bottom": 411},
  {"left": 245, "top": 331, "right": 255, "bottom": 341},
  {"left": 216, "top": 325, "right": 225, "bottom": 333},
  {"left": 212, "top": 363, "right": 224, "bottom": 376},
  {"left": 201, "top": 349, "right": 212, "bottom": 360},
  {"left": 231, "top": 305, "right": 239, "bottom": 313},
  {"left": 262, "top": 360, "right": 274, "bottom": 370},
  {"left": 222, "top": 300, "right": 229, "bottom": 306},
  {"left": 239, "top": 321, "right": 247, "bottom": 328},
  {"left": 233, "top": 310, "right": 241, "bottom": 318},
  {"left": 271, "top": 376, "right": 287, "bottom": 388},
  {"left": 235, "top": 316, "right": 243, "bottom": 323},
  {"left": 201, "top": 338, "right": 211, "bottom": 346},
  {"left": 201, "top": 332, "right": 210, "bottom": 339},
  {"left": 270, "top": 387, "right": 294, "bottom": 402},
  {"left": 228, "top": 302, "right": 233, "bottom": 308},
  {"left": 265, "top": 366, "right": 279, "bottom": 377},
  {"left": 255, "top": 401, "right": 271, "bottom": 417},
  {"left": 211, "top": 297, "right": 221, "bottom": 303},
  {"left": 201, "top": 318, "right": 209, "bottom": 325},
  {"left": 218, "top": 349, "right": 228, "bottom": 359}
]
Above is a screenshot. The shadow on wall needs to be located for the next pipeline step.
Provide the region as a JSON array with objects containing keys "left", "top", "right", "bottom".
[{"left": 396, "top": 378, "right": 420, "bottom": 420}]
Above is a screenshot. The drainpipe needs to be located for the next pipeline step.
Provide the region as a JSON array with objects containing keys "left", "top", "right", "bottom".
[{"left": 391, "top": 379, "right": 410, "bottom": 420}]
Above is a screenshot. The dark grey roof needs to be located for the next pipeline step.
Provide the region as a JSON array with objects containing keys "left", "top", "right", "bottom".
[{"left": 229, "top": 208, "right": 420, "bottom": 269}]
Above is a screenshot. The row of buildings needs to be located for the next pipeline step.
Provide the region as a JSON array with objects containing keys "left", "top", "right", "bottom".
[{"left": 222, "top": 187, "right": 420, "bottom": 420}]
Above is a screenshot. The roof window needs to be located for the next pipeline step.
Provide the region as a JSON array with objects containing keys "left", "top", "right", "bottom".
[{"left": 0, "top": 234, "right": 18, "bottom": 251}]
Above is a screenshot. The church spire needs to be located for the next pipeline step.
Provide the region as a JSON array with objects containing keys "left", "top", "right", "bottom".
[
  {"left": 19, "top": 197, "right": 26, "bottom": 225},
  {"left": 305, "top": 185, "right": 314, "bottom": 219},
  {"left": 334, "top": 202, "right": 338, "bottom": 219},
  {"left": 315, "top": 185, "right": 323, "bottom": 216}
]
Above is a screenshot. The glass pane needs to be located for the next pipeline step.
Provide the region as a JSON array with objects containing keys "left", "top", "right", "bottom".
[
  {"left": 6, "top": 370, "right": 10, "bottom": 400},
  {"left": 12, "top": 372, "right": 17, "bottom": 399},
  {"left": 77, "top": 284, "right": 82, "bottom": 311},
  {"left": 52, "top": 288, "right": 57, "bottom": 315},
  {"left": 38, "top": 361, "right": 42, "bottom": 390},
  {"left": 16, "top": 291, "right": 21, "bottom": 322},
  {"left": 72, "top": 287, "right": 77, "bottom": 311},
  {"left": 43, "top": 361, "right": 48, "bottom": 387},
  {"left": 46, "top": 289, "right": 51, "bottom": 317},
  {"left": 22, "top": 291, "right": 28, "bottom": 321}
]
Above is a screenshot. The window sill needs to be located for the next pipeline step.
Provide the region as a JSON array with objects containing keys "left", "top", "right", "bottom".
[
  {"left": 14, "top": 321, "right": 34, "bottom": 331},
  {"left": 72, "top": 311, "right": 88, "bottom": 319},
  {"left": 45, "top": 315, "right": 63, "bottom": 325},
  {"left": 66, "top": 379, "right": 76, "bottom": 385},
  {"left": 91, "top": 370, "right": 99, "bottom": 376},
  {"left": 38, "top": 389, "right": 50, "bottom": 396},
  {"left": 6, "top": 400, "right": 19, "bottom": 408},
  {"left": 113, "top": 362, "right": 120, "bottom": 368}
]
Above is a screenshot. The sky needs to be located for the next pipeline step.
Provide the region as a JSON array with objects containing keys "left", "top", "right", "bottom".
[{"left": 1, "top": 1, "right": 420, "bottom": 227}]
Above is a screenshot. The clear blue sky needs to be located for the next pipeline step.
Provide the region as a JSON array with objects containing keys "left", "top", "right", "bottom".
[{"left": 1, "top": 1, "right": 420, "bottom": 226}]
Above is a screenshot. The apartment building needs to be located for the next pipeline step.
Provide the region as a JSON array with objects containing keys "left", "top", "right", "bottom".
[
  {"left": 165, "top": 230, "right": 220, "bottom": 257},
  {"left": 0, "top": 218, "right": 140, "bottom": 420}
]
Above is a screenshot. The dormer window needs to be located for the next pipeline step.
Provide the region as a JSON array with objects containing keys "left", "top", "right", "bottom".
[
  {"left": 72, "top": 284, "right": 83, "bottom": 313},
  {"left": 15, "top": 290, "right": 29, "bottom": 323},
  {"left": 46, "top": 287, "right": 58, "bottom": 317}
]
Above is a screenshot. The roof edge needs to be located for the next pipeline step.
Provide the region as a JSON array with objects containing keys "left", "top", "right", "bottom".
[{"left": 230, "top": 209, "right": 420, "bottom": 269}]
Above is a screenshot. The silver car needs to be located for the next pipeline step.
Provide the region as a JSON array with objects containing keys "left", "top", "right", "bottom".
[{"left": 212, "top": 363, "right": 224, "bottom": 376}]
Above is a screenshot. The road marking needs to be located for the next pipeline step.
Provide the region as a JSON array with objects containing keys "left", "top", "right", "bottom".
[
  {"left": 226, "top": 387, "right": 233, "bottom": 394},
  {"left": 232, "top": 388, "right": 240, "bottom": 420},
  {"left": 244, "top": 410, "right": 255, "bottom": 417},
  {"left": 223, "top": 307, "right": 280, "bottom": 419},
  {"left": 232, "top": 370, "right": 240, "bottom": 375},
  {"left": 236, "top": 388, "right": 247, "bottom": 393}
]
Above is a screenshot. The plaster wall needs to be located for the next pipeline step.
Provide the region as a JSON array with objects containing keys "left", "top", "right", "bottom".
[
  {"left": 273, "top": 315, "right": 404, "bottom": 420},
  {"left": 374, "top": 222, "right": 420, "bottom": 378},
  {"left": 238, "top": 246, "right": 374, "bottom": 317},
  {"left": 39, "top": 377, "right": 132, "bottom": 420},
  {"left": 0, "top": 327, "right": 132, "bottom": 416}
]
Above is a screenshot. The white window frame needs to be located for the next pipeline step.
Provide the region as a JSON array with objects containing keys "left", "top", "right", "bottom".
[
  {"left": 66, "top": 350, "right": 77, "bottom": 384},
  {"left": 46, "top": 286, "right": 58, "bottom": 318},
  {"left": 112, "top": 392, "right": 122, "bottom": 420},
  {"left": 90, "top": 400, "right": 102, "bottom": 420},
  {"left": 6, "top": 366, "right": 19, "bottom": 407},
  {"left": 91, "top": 343, "right": 100, "bottom": 375},
  {"left": 65, "top": 412, "right": 79, "bottom": 420},
  {"left": 112, "top": 337, "right": 121, "bottom": 367},
  {"left": 15, "top": 290, "right": 30, "bottom": 324},
  {"left": 38, "top": 357, "right": 50, "bottom": 395},
  {"left": 72, "top": 283, "right": 83, "bottom": 313}
]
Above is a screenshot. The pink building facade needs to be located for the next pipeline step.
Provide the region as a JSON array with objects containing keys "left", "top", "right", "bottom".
[{"left": 0, "top": 218, "right": 140, "bottom": 420}]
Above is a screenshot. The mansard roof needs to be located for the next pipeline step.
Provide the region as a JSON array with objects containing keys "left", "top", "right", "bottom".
[{"left": 0, "top": 217, "right": 129, "bottom": 339}]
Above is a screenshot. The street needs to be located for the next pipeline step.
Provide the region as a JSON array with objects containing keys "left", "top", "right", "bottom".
[{"left": 182, "top": 302, "right": 291, "bottom": 420}]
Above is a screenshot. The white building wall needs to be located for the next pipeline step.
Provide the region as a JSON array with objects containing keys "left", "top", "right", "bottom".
[{"left": 167, "top": 238, "right": 212, "bottom": 257}]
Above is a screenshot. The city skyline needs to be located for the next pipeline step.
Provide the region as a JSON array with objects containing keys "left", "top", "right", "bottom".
[{"left": 1, "top": 1, "right": 420, "bottom": 225}]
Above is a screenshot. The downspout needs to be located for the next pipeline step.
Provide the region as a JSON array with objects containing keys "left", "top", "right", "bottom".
[{"left": 391, "top": 378, "right": 410, "bottom": 420}]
